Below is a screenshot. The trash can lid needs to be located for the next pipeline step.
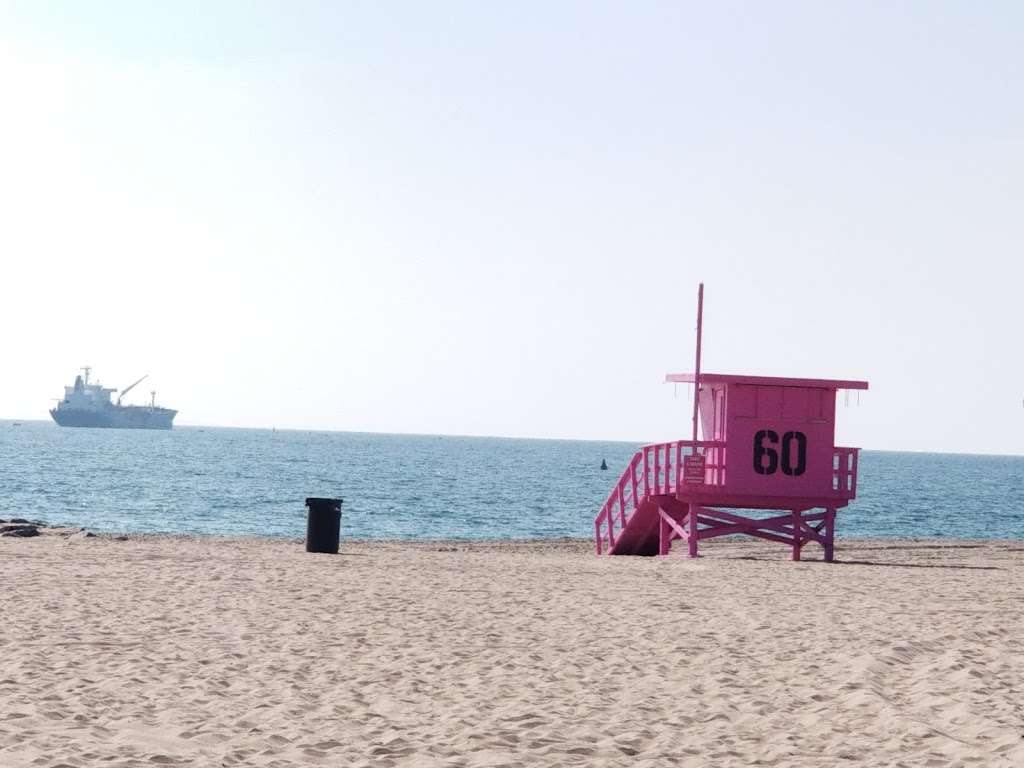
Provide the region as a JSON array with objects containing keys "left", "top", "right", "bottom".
[{"left": 305, "top": 497, "right": 342, "bottom": 507}]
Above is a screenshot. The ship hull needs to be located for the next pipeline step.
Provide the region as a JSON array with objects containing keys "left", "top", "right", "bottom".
[{"left": 50, "top": 406, "right": 177, "bottom": 430}]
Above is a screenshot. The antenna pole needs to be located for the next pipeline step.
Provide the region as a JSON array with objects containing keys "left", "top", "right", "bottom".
[{"left": 691, "top": 283, "right": 704, "bottom": 445}]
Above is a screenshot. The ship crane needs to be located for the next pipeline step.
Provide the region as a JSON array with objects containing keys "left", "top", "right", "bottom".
[{"left": 117, "top": 375, "right": 148, "bottom": 406}]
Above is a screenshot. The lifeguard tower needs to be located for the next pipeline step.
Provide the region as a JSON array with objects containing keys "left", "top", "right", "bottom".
[{"left": 595, "top": 285, "right": 867, "bottom": 560}]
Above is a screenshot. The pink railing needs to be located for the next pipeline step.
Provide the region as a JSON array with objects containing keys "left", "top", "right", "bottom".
[
  {"left": 596, "top": 441, "right": 861, "bottom": 553},
  {"left": 594, "top": 439, "right": 726, "bottom": 554},
  {"left": 832, "top": 447, "right": 859, "bottom": 498}
]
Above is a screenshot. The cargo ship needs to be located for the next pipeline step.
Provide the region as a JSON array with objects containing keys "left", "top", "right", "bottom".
[{"left": 50, "top": 368, "right": 177, "bottom": 429}]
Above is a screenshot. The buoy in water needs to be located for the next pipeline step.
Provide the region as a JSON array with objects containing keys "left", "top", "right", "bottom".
[{"left": 600, "top": 459, "right": 608, "bottom": 470}]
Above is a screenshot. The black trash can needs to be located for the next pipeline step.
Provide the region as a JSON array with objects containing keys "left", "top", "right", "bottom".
[{"left": 305, "top": 497, "right": 342, "bottom": 553}]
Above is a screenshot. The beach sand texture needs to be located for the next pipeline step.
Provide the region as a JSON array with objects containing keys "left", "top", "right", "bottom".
[{"left": 2, "top": 535, "right": 1023, "bottom": 767}]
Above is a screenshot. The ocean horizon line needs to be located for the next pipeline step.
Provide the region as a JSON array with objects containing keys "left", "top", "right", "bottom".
[{"left": 4, "top": 418, "right": 1022, "bottom": 459}]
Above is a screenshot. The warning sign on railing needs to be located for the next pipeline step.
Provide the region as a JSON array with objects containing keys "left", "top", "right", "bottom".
[{"left": 683, "top": 454, "right": 706, "bottom": 485}]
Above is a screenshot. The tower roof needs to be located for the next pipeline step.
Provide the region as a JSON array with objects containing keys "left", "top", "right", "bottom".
[{"left": 665, "top": 372, "right": 869, "bottom": 390}]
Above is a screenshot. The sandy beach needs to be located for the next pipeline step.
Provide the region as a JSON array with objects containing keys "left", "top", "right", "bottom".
[{"left": 2, "top": 533, "right": 1022, "bottom": 767}]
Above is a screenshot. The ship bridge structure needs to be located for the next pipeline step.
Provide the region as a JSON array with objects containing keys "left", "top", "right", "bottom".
[{"left": 595, "top": 287, "right": 868, "bottom": 560}]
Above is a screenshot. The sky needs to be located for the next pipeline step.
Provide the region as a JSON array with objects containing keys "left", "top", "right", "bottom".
[{"left": 1, "top": 1, "right": 1021, "bottom": 454}]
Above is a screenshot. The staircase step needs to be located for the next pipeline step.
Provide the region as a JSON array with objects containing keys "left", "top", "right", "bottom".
[{"left": 609, "top": 502, "right": 661, "bottom": 556}]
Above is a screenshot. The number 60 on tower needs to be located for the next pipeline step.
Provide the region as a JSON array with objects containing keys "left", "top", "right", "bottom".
[{"left": 753, "top": 429, "right": 807, "bottom": 476}]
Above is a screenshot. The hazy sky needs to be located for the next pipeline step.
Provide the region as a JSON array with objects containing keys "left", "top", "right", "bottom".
[{"left": 1, "top": 2, "right": 1021, "bottom": 454}]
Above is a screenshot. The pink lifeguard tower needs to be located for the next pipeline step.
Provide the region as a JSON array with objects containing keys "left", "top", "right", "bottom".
[{"left": 595, "top": 285, "right": 868, "bottom": 560}]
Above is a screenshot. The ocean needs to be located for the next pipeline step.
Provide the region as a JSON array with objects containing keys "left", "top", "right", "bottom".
[{"left": 2, "top": 421, "right": 1022, "bottom": 540}]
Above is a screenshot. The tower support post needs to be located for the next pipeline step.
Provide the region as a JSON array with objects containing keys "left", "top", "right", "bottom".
[
  {"left": 687, "top": 504, "right": 699, "bottom": 558},
  {"left": 824, "top": 507, "right": 836, "bottom": 563}
]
